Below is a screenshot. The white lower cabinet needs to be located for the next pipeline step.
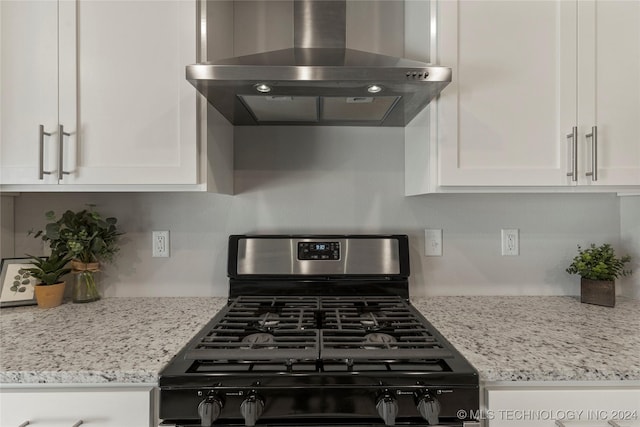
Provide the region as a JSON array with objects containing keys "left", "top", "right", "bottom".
[
  {"left": 485, "top": 385, "right": 640, "bottom": 427},
  {"left": 0, "top": 385, "right": 156, "bottom": 427}
]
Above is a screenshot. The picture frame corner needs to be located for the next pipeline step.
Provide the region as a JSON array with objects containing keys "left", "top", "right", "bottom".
[{"left": 0, "top": 256, "right": 39, "bottom": 308}]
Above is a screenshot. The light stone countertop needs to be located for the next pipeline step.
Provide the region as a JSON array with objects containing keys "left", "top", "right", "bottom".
[
  {"left": 0, "top": 297, "right": 228, "bottom": 384},
  {"left": 1, "top": 296, "right": 639, "bottom": 384},
  {"left": 412, "top": 296, "right": 640, "bottom": 382}
]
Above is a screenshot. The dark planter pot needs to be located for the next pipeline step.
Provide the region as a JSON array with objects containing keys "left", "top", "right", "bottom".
[{"left": 581, "top": 278, "right": 615, "bottom": 307}]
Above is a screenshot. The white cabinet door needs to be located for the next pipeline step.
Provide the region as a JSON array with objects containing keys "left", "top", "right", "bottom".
[
  {"left": 577, "top": 0, "right": 640, "bottom": 187},
  {"left": 486, "top": 387, "right": 640, "bottom": 427},
  {"left": 2, "top": 0, "right": 199, "bottom": 188},
  {"left": 0, "top": 386, "right": 154, "bottom": 427},
  {"left": 438, "top": 0, "right": 577, "bottom": 187},
  {"left": 0, "top": 0, "right": 60, "bottom": 185},
  {"left": 61, "top": 0, "right": 198, "bottom": 185}
]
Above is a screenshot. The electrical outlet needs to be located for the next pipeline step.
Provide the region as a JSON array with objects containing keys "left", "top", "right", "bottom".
[
  {"left": 501, "top": 229, "right": 519, "bottom": 256},
  {"left": 424, "top": 229, "right": 443, "bottom": 256},
  {"left": 152, "top": 231, "right": 170, "bottom": 257}
]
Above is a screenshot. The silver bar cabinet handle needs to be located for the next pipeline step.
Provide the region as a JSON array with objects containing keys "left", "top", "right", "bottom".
[
  {"left": 585, "top": 125, "right": 598, "bottom": 181},
  {"left": 16, "top": 420, "right": 81, "bottom": 427},
  {"left": 58, "top": 124, "right": 72, "bottom": 180},
  {"left": 566, "top": 126, "right": 578, "bottom": 181},
  {"left": 39, "top": 125, "right": 53, "bottom": 179}
]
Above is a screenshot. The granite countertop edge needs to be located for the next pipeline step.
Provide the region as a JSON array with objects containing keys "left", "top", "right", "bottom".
[
  {"left": 1, "top": 296, "right": 639, "bottom": 385},
  {"left": 0, "top": 370, "right": 158, "bottom": 385}
]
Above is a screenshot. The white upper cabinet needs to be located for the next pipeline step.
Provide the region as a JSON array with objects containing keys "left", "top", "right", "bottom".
[
  {"left": 437, "top": 0, "right": 577, "bottom": 187},
  {"left": 68, "top": 0, "right": 197, "bottom": 185},
  {"left": 432, "top": 0, "right": 640, "bottom": 190},
  {"left": 577, "top": 0, "right": 640, "bottom": 186},
  {"left": 0, "top": 0, "right": 220, "bottom": 189},
  {"left": 1, "top": 0, "right": 60, "bottom": 184}
]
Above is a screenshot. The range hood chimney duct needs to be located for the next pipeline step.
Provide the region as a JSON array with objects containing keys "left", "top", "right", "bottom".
[
  {"left": 186, "top": 0, "right": 452, "bottom": 127},
  {"left": 294, "top": 0, "right": 346, "bottom": 49}
]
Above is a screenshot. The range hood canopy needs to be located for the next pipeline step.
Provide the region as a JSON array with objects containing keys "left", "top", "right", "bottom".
[{"left": 187, "top": 0, "right": 451, "bottom": 127}]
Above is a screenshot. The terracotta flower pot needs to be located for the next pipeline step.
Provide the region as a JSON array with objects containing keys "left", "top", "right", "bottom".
[{"left": 34, "top": 282, "right": 66, "bottom": 308}]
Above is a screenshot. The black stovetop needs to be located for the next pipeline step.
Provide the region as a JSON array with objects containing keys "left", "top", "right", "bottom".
[{"left": 160, "top": 294, "right": 477, "bottom": 382}]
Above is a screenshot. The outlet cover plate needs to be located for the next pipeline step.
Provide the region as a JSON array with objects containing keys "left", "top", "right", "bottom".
[
  {"left": 501, "top": 228, "right": 519, "bottom": 256},
  {"left": 152, "top": 231, "right": 170, "bottom": 258}
]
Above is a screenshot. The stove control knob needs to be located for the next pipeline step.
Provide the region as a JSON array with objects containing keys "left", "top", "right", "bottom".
[
  {"left": 198, "top": 395, "right": 223, "bottom": 427},
  {"left": 240, "top": 393, "right": 264, "bottom": 427},
  {"left": 376, "top": 391, "right": 398, "bottom": 426},
  {"left": 416, "top": 392, "right": 441, "bottom": 425}
]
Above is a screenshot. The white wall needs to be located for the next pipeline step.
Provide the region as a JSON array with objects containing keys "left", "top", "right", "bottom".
[
  {"left": 10, "top": 126, "right": 627, "bottom": 298},
  {"left": 620, "top": 196, "right": 640, "bottom": 298}
]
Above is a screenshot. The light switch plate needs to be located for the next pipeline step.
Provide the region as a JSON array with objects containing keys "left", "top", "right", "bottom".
[{"left": 424, "top": 229, "right": 443, "bottom": 256}]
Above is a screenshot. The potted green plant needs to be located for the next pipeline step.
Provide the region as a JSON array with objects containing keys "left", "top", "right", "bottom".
[
  {"left": 566, "top": 243, "right": 632, "bottom": 307},
  {"left": 25, "top": 253, "right": 72, "bottom": 308},
  {"left": 30, "top": 205, "right": 123, "bottom": 303}
]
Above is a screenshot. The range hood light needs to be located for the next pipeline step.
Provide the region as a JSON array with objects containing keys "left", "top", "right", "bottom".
[
  {"left": 255, "top": 83, "right": 272, "bottom": 93},
  {"left": 367, "top": 84, "right": 383, "bottom": 94}
]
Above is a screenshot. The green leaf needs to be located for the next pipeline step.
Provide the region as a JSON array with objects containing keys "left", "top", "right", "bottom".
[
  {"left": 21, "top": 279, "right": 30, "bottom": 285},
  {"left": 30, "top": 207, "right": 123, "bottom": 266},
  {"left": 566, "top": 243, "right": 632, "bottom": 280},
  {"left": 10, "top": 285, "right": 18, "bottom": 291},
  {"left": 18, "top": 287, "right": 26, "bottom": 292},
  {"left": 45, "top": 222, "right": 60, "bottom": 240}
]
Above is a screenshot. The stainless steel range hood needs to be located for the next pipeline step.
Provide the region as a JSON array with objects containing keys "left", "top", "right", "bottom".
[{"left": 187, "top": 0, "right": 451, "bottom": 127}]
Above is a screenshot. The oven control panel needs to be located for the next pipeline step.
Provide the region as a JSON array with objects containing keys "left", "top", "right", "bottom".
[
  {"left": 298, "top": 241, "right": 340, "bottom": 260},
  {"left": 160, "top": 384, "right": 479, "bottom": 427}
]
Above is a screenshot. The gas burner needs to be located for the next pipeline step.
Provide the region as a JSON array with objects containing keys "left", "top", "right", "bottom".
[
  {"left": 241, "top": 333, "right": 276, "bottom": 349},
  {"left": 363, "top": 333, "right": 398, "bottom": 349},
  {"left": 251, "top": 313, "right": 281, "bottom": 333},
  {"left": 359, "top": 313, "right": 389, "bottom": 332},
  {"left": 360, "top": 319, "right": 391, "bottom": 332}
]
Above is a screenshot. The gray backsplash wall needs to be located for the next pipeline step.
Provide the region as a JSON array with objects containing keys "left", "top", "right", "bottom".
[
  {"left": 10, "top": 126, "right": 637, "bottom": 297},
  {"left": 620, "top": 196, "right": 640, "bottom": 298}
]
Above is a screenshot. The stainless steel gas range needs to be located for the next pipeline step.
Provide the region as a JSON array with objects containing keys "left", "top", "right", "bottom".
[{"left": 159, "top": 235, "right": 479, "bottom": 427}]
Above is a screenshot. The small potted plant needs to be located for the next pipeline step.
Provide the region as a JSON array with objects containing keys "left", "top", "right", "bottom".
[
  {"left": 566, "top": 243, "right": 632, "bottom": 307},
  {"left": 30, "top": 205, "right": 123, "bottom": 303},
  {"left": 25, "top": 253, "right": 72, "bottom": 309}
]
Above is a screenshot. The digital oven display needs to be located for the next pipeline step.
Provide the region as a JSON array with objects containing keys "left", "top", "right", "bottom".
[{"left": 298, "top": 242, "right": 340, "bottom": 260}]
